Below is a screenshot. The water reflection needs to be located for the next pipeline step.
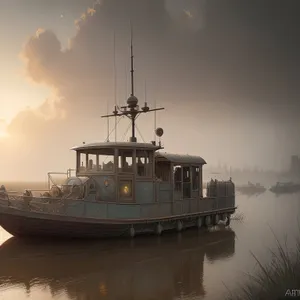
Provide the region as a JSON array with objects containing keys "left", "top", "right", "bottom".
[{"left": 0, "top": 228, "right": 235, "bottom": 300}]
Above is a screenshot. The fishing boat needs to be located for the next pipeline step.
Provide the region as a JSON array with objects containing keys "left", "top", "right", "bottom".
[
  {"left": 0, "top": 229, "right": 235, "bottom": 299},
  {"left": 0, "top": 36, "right": 236, "bottom": 239},
  {"left": 236, "top": 181, "right": 266, "bottom": 196},
  {"left": 269, "top": 181, "right": 300, "bottom": 195}
]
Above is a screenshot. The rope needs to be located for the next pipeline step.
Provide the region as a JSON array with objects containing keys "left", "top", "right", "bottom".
[
  {"left": 136, "top": 124, "right": 145, "bottom": 142},
  {"left": 122, "top": 122, "right": 132, "bottom": 141},
  {"left": 105, "top": 116, "right": 124, "bottom": 142}
]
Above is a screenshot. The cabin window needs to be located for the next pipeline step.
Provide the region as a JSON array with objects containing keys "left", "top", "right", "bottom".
[
  {"left": 156, "top": 162, "right": 170, "bottom": 182},
  {"left": 88, "top": 183, "right": 96, "bottom": 195},
  {"left": 119, "top": 180, "right": 133, "bottom": 200},
  {"left": 173, "top": 165, "right": 182, "bottom": 192},
  {"left": 78, "top": 151, "right": 115, "bottom": 173},
  {"left": 87, "top": 154, "right": 97, "bottom": 171},
  {"left": 183, "top": 167, "right": 190, "bottom": 182},
  {"left": 98, "top": 153, "right": 115, "bottom": 172},
  {"left": 192, "top": 166, "right": 200, "bottom": 190},
  {"left": 118, "top": 150, "right": 134, "bottom": 173},
  {"left": 136, "top": 150, "right": 152, "bottom": 177},
  {"left": 183, "top": 166, "right": 191, "bottom": 198},
  {"left": 79, "top": 153, "right": 86, "bottom": 171}
]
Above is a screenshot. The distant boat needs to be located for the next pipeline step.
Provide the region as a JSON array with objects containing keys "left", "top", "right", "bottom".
[
  {"left": 269, "top": 182, "right": 300, "bottom": 195},
  {"left": 236, "top": 182, "right": 266, "bottom": 196}
]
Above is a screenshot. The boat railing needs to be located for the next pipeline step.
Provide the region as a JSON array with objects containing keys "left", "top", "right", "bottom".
[
  {"left": 47, "top": 168, "right": 76, "bottom": 190},
  {"left": 5, "top": 189, "right": 50, "bottom": 198},
  {"left": 0, "top": 179, "right": 236, "bottom": 220},
  {"left": 2, "top": 194, "right": 235, "bottom": 219}
]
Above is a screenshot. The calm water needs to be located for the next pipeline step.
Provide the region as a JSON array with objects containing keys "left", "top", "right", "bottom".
[{"left": 0, "top": 183, "right": 299, "bottom": 300}]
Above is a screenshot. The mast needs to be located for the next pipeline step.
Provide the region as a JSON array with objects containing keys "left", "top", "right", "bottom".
[
  {"left": 154, "top": 93, "right": 157, "bottom": 144},
  {"left": 129, "top": 22, "right": 136, "bottom": 141},
  {"left": 101, "top": 23, "right": 164, "bottom": 143},
  {"left": 113, "top": 31, "right": 117, "bottom": 142},
  {"left": 144, "top": 80, "right": 147, "bottom": 104},
  {"left": 130, "top": 23, "right": 134, "bottom": 96},
  {"left": 106, "top": 82, "right": 110, "bottom": 142}
]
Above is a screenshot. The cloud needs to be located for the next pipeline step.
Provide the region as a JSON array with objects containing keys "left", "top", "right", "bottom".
[
  {"left": 1, "top": 0, "right": 300, "bottom": 180},
  {"left": 21, "top": 29, "right": 64, "bottom": 87},
  {"left": 165, "top": 0, "right": 206, "bottom": 31},
  {"left": 17, "top": 0, "right": 208, "bottom": 123}
]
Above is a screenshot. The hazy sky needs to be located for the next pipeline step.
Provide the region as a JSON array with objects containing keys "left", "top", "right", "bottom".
[{"left": 0, "top": 0, "right": 299, "bottom": 181}]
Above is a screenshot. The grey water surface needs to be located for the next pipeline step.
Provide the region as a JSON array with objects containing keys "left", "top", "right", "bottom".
[{"left": 0, "top": 187, "right": 299, "bottom": 300}]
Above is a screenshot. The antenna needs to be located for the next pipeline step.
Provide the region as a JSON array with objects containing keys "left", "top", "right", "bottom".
[
  {"left": 113, "top": 31, "right": 117, "bottom": 142},
  {"left": 130, "top": 21, "right": 134, "bottom": 96},
  {"left": 106, "top": 83, "right": 110, "bottom": 141},
  {"left": 125, "top": 62, "right": 128, "bottom": 97},
  {"left": 144, "top": 80, "right": 147, "bottom": 103},
  {"left": 154, "top": 95, "right": 157, "bottom": 143},
  {"left": 106, "top": 109, "right": 110, "bottom": 141},
  {"left": 101, "top": 22, "right": 165, "bottom": 145}
]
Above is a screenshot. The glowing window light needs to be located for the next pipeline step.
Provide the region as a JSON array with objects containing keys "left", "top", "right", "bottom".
[
  {"left": 120, "top": 181, "right": 132, "bottom": 197},
  {"left": 123, "top": 185, "right": 129, "bottom": 194}
]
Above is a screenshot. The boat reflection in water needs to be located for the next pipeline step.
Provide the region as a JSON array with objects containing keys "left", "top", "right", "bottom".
[{"left": 0, "top": 228, "right": 235, "bottom": 300}]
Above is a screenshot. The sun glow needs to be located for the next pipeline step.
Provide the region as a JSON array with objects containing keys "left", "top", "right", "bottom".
[
  {"left": 0, "top": 120, "right": 7, "bottom": 138},
  {"left": 0, "top": 129, "right": 9, "bottom": 139}
]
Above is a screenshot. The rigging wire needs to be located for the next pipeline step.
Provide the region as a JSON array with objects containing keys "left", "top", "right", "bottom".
[
  {"left": 135, "top": 124, "right": 145, "bottom": 143},
  {"left": 105, "top": 116, "right": 124, "bottom": 142},
  {"left": 122, "top": 122, "right": 132, "bottom": 142}
]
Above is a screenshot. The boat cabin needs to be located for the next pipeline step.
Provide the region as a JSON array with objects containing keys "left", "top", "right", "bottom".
[
  {"left": 68, "top": 33, "right": 208, "bottom": 209},
  {"left": 71, "top": 142, "right": 206, "bottom": 204}
]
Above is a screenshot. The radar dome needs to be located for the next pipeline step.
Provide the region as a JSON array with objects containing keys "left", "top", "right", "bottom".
[
  {"left": 127, "top": 95, "right": 138, "bottom": 108},
  {"left": 155, "top": 127, "right": 164, "bottom": 137}
]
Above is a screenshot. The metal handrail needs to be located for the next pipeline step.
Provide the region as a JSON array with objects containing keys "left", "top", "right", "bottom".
[{"left": 47, "top": 168, "right": 76, "bottom": 190}]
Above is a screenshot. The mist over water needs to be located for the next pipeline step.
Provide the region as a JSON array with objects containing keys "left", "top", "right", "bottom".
[
  {"left": 1, "top": 0, "right": 300, "bottom": 181},
  {"left": 0, "top": 183, "right": 299, "bottom": 300}
]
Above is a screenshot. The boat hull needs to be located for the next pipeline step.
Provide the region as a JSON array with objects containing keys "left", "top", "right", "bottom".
[
  {"left": 0, "top": 212, "right": 128, "bottom": 239},
  {"left": 0, "top": 205, "right": 235, "bottom": 239}
]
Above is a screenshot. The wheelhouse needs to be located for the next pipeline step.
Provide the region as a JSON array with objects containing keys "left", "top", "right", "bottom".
[
  {"left": 72, "top": 142, "right": 161, "bottom": 203},
  {"left": 73, "top": 142, "right": 160, "bottom": 177},
  {"left": 71, "top": 142, "right": 207, "bottom": 204}
]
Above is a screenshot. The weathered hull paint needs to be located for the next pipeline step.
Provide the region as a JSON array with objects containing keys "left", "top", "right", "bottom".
[{"left": 0, "top": 206, "right": 235, "bottom": 239}]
